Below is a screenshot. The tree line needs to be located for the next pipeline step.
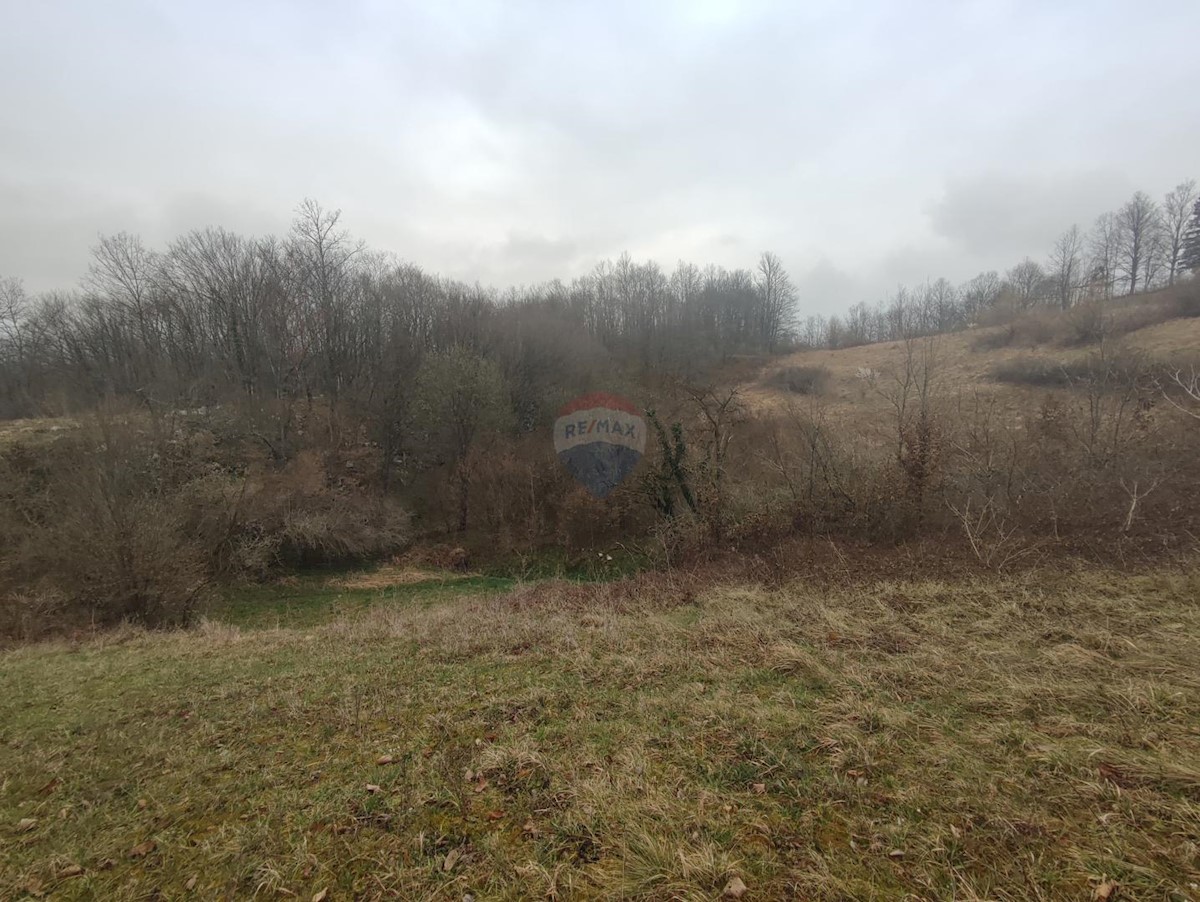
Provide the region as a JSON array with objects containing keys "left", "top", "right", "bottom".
[
  {"left": 0, "top": 200, "right": 799, "bottom": 421},
  {"left": 799, "top": 179, "right": 1200, "bottom": 349},
  {"left": 2, "top": 180, "right": 1199, "bottom": 420}
]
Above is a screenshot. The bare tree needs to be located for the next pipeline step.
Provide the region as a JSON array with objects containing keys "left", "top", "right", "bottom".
[
  {"left": 1087, "top": 211, "right": 1121, "bottom": 298},
  {"left": 0, "top": 277, "right": 30, "bottom": 413},
  {"left": 960, "top": 271, "right": 1002, "bottom": 322},
  {"left": 755, "top": 252, "right": 797, "bottom": 352},
  {"left": 413, "top": 346, "right": 512, "bottom": 532},
  {"left": 1160, "top": 367, "right": 1200, "bottom": 422},
  {"left": 683, "top": 384, "right": 745, "bottom": 539},
  {"left": 1048, "top": 225, "right": 1084, "bottom": 310},
  {"left": 1162, "top": 180, "right": 1199, "bottom": 285},
  {"left": 1115, "top": 191, "right": 1161, "bottom": 295},
  {"left": 1005, "top": 258, "right": 1046, "bottom": 309}
]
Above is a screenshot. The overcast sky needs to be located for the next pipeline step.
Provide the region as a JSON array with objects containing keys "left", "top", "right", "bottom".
[{"left": 2, "top": 0, "right": 1197, "bottom": 314}]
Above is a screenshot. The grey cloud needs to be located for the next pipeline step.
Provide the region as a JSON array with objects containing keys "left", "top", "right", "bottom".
[
  {"left": 1, "top": 0, "right": 1198, "bottom": 315},
  {"left": 928, "top": 171, "right": 1134, "bottom": 259}
]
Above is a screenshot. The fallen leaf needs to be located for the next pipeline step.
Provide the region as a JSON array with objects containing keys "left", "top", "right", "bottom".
[
  {"left": 463, "top": 769, "right": 474, "bottom": 782},
  {"left": 1093, "top": 879, "right": 1119, "bottom": 901},
  {"left": 130, "top": 840, "right": 157, "bottom": 858},
  {"left": 137, "top": 798, "right": 148, "bottom": 810},
  {"left": 365, "top": 784, "right": 382, "bottom": 794},
  {"left": 473, "top": 778, "right": 488, "bottom": 793},
  {"left": 888, "top": 849, "right": 906, "bottom": 860},
  {"left": 376, "top": 755, "right": 394, "bottom": 765},
  {"left": 312, "top": 890, "right": 328, "bottom": 902},
  {"left": 17, "top": 817, "right": 37, "bottom": 832},
  {"left": 98, "top": 858, "right": 116, "bottom": 870},
  {"left": 522, "top": 819, "right": 541, "bottom": 838},
  {"left": 724, "top": 876, "right": 748, "bottom": 898},
  {"left": 751, "top": 783, "right": 766, "bottom": 794},
  {"left": 185, "top": 875, "right": 198, "bottom": 890},
  {"left": 23, "top": 878, "right": 45, "bottom": 898},
  {"left": 58, "top": 864, "right": 84, "bottom": 878},
  {"left": 486, "top": 809, "right": 505, "bottom": 821},
  {"left": 443, "top": 848, "right": 462, "bottom": 872}
]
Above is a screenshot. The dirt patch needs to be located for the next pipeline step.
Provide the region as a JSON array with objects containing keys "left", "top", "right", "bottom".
[{"left": 328, "top": 565, "right": 452, "bottom": 590}]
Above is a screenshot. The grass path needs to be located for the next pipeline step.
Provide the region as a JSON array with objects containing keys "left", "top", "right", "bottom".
[{"left": 3, "top": 566, "right": 1199, "bottom": 899}]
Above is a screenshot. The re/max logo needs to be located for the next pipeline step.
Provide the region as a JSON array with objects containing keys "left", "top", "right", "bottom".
[{"left": 562, "top": 419, "right": 637, "bottom": 439}]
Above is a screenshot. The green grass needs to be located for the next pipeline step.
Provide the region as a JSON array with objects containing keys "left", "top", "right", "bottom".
[
  {"left": 2, "top": 566, "right": 1200, "bottom": 899},
  {"left": 208, "top": 573, "right": 516, "bottom": 629}
]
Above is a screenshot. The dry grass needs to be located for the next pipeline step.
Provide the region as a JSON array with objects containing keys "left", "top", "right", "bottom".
[
  {"left": 745, "top": 304, "right": 1200, "bottom": 431},
  {"left": 328, "top": 565, "right": 458, "bottom": 591},
  {"left": 3, "top": 564, "right": 1199, "bottom": 899},
  {"left": 0, "top": 416, "right": 78, "bottom": 448}
]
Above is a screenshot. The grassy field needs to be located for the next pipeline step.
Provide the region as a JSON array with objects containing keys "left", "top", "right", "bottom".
[{"left": 3, "top": 561, "right": 1199, "bottom": 900}]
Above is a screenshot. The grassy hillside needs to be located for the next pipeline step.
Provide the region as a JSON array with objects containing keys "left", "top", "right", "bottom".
[
  {"left": 3, "top": 561, "right": 1199, "bottom": 900},
  {"left": 746, "top": 301, "right": 1200, "bottom": 424}
]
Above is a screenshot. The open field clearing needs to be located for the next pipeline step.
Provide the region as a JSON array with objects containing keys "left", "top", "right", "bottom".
[
  {"left": 3, "top": 563, "right": 1199, "bottom": 900},
  {"left": 744, "top": 311, "right": 1200, "bottom": 425}
]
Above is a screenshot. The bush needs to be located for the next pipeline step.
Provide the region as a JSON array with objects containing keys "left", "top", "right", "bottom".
[
  {"left": 971, "top": 307, "right": 1060, "bottom": 351},
  {"left": 1174, "top": 280, "right": 1200, "bottom": 318},
  {"left": 991, "top": 350, "right": 1146, "bottom": 389},
  {"left": 991, "top": 356, "right": 1073, "bottom": 387},
  {"left": 0, "top": 422, "right": 213, "bottom": 631},
  {"left": 0, "top": 421, "right": 412, "bottom": 638},
  {"left": 769, "top": 365, "right": 831, "bottom": 395}
]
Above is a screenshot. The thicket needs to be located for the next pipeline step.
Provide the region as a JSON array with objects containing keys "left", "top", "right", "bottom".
[{"left": 2, "top": 202, "right": 1200, "bottom": 638}]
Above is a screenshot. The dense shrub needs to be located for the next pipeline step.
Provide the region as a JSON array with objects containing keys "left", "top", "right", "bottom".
[
  {"left": 769, "top": 364, "right": 831, "bottom": 395},
  {"left": 1174, "top": 280, "right": 1200, "bottom": 318},
  {"left": 990, "top": 350, "right": 1146, "bottom": 389},
  {"left": 0, "top": 420, "right": 411, "bottom": 638}
]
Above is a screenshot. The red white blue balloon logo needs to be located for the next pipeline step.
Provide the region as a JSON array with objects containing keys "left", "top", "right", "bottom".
[{"left": 554, "top": 393, "right": 646, "bottom": 498}]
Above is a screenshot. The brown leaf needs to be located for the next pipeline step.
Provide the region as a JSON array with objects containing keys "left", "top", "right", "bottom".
[
  {"left": 17, "top": 817, "right": 38, "bottom": 832},
  {"left": 723, "top": 876, "right": 748, "bottom": 898},
  {"left": 1093, "top": 879, "right": 1119, "bottom": 901},
  {"left": 137, "top": 798, "right": 148, "bottom": 810},
  {"left": 130, "top": 840, "right": 157, "bottom": 858},
  {"left": 98, "top": 858, "right": 116, "bottom": 870},
  {"left": 888, "top": 849, "right": 906, "bottom": 860},
  {"left": 751, "top": 783, "right": 766, "bottom": 794},
  {"left": 486, "top": 809, "right": 505, "bottom": 821},
  {"left": 376, "top": 755, "right": 395, "bottom": 765},
  {"left": 521, "top": 819, "right": 541, "bottom": 838},
  {"left": 58, "top": 864, "right": 84, "bottom": 878},
  {"left": 312, "top": 890, "right": 328, "bottom": 902},
  {"left": 185, "top": 875, "right": 198, "bottom": 891},
  {"left": 23, "top": 878, "right": 45, "bottom": 898},
  {"left": 365, "top": 784, "right": 382, "bottom": 794},
  {"left": 472, "top": 778, "right": 488, "bottom": 793},
  {"left": 443, "top": 848, "right": 462, "bottom": 872}
]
